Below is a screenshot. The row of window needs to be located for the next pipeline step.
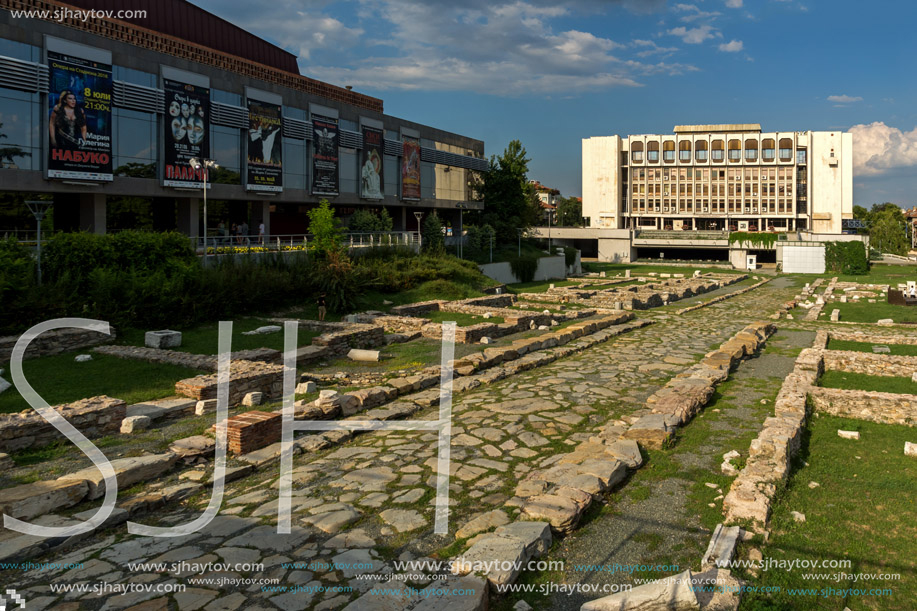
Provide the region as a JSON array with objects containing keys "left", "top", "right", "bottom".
[
  {"left": 630, "top": 167, "right": 806, "bottom": 182},
  {"left": 628, "top": 199, "right": 800, "bottom": 213},
  {"left": 631, "top": 183, "right": 795, "bottom": 197},
  {"left": 630, "top": 138, "right": 807, "bottom": 165}
]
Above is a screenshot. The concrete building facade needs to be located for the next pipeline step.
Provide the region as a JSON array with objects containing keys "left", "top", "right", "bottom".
[
  {"left": 0, "top": 0, "right": 486, "bottom": 238},
  {"left": 583, "top": 124, "right": 853, "bottom": 235}
]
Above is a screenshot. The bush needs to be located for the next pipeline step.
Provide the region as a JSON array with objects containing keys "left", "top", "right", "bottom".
[
  {"left": 348, "top": 208, "right": 393, "bottom": 233},
  {"left": 509, "top": 254, "right": 539, "bottom": 283},
  {"left": 563, "top": 246, "right": 577, "bottom": 267},
  {"left": 307, "top": 199, "right": 344, "bottom": 258},
  {"left": 825, "top": 241, "right": 868, "bottom": 275},
  {"left": 421, "top": 212, "right": 446, "bottom": 255},
  {"left": 42, "top": 230, "right": 194, "bottom": 284}
]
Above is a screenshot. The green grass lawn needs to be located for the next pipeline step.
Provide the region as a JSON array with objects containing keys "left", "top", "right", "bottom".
[
  {"left": 582, "top": 262, "right": 738, "bottom": 277},
  {"left": 827, "top": 339, "right": 917, "bottom": 357},
  {"left": 790, "top": 263, "right": 917, "bottom": 287},
  {"left": 830, "top": 301, "right": 917, "bottom": 324},
  {"left": 422, "top": 311, "right": 504, "bottom": 326},
  {"left": 507, "top": 279, "right": 581, "bottom": 294},
  {"left": 737, "top": 415, "right": 917, "bottom": 610},
  {"left": 118, "top": 317, "right": 321, "bottom": 355},
  {"left": 818, "top": 370, "right": 917, "bottom": 395},
  {"left": 0, "top": 352, "right": 206, "bottom": 414}
]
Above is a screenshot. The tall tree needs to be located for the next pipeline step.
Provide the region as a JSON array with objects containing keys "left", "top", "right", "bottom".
[
  {"left": 868, "top": 204, "right": 909, "bottom": 255},
  {"left": 0, "top": 121, "right": 30, "bottom": 168},
  {"left": 556, "top": 196, "right": 583, "bottom": 227},
  {"left": 473, "top": 140, "right": 538, "bottom": 244}
]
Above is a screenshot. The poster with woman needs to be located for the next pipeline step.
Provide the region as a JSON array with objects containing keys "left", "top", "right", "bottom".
[
  {"left": 47, "top": 51, "right": 113, "bottom": 181},
  {"left": 361, "top": 126, "right": 384, "bottom": 200},
  {"left": 401, "top": 136, "right": 421, "bottom": 201},
  {"left": 247, "top": 99, "right": 283, "bottom": 191},
  {"left": 163, "top": 78, "right": 210, "bottom": 188}
]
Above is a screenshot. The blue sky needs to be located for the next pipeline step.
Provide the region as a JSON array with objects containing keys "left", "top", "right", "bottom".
[{"left": 192, "top": 0, "right": 917, "bottom": 207}]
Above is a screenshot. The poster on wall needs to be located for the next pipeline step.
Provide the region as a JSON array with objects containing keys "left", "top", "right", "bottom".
[
  {"left": 163, "top": 78, "right": 210, "bottom": 188},
  {"left": 47, "top": 51, "right": 113, "bottom": 181},
  {"left": 361, "top": 126, "right": 384, "bottom": 199},
  {"left": 311, "top": 114, "right": 339, "bottom": 196},
  {"left": 247, "top": 99, "right": 283, "bottom": 192},
  {"left": 401, "top": 136, "right": 421, "bottom": 200}
]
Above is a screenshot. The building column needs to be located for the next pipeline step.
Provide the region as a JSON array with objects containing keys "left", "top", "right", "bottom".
[
  {"left": 176, "top": 198, "right": 200, "bottom": 240},
  {"left": 78, "top": 193, "right": 106, "bottom": 234},
  {"left": 260, "top": 202, "right": 271, "bottom": 238}
]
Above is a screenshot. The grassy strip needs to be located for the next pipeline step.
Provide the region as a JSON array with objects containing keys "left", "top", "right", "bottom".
[
  {"left": 0, "top": 351, "right": 205, "bottom": 414},
  {"left": 423, "top": 311, "right": 505, "bottom": 326},
  {"left": 818, "top": 370, "right": 917, "bottom": 395},
  {"left": 737, "top": 414, "right": 917, "bottom": 610},
  {"left": 830, "top": 301, "right": 917, "bottom": 324},
  {"left": 118, "top": 317, "right": 321, "bottom": 355},
  {"left": 827, "top": 339, "right": 917, "bottom": 357}
]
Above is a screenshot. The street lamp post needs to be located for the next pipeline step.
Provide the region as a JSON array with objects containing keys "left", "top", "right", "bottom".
[
  {"left": 413, "top": 211, "right": 423, "bottom": 251},
  {"left": 456, "top": 203, "right": 468, "bottom": 259},
  {"left": 189, "top": 157, "right": 219, "bottom": 256},
  {"left": 26, "top": 200, "right": 52, "bottom": 285}
]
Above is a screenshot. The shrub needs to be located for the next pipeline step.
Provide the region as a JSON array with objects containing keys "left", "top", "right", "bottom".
[
  {"left": 313, "top": 250, "right": 366, "bottom": 313},
  {"left": 421, "top": 212, "right": 446, "bottom": 255},
  {"left": 825, "top": 241, "right": 868, "bottom": 275},
  {"left": 307, "top": 199, "right": 344, "bottom": 257},
  {"left": 509, "top": 254, "right": 539, "bottom": 283},
  {"left": 348, "top": 208, "right": 393, "bottom": 233},
  {"left": 563, "top": 246, "right": 577, "bottom": 267}
]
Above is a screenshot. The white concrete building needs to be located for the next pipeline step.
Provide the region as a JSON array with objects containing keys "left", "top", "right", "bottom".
[{"left": 583, "top": 124, "right": 853, "bottom": 235}]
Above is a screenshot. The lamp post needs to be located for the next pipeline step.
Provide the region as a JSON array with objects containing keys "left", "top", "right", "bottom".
[
  {"left": 456, "top": 203, "right": 468, "bottom": 259},
  {"left": 517, "top": 228, "right": 523, "bottom": 257},
  {"left": 413, "top": 211, "right": 423, "bottom": 251},
  {"left": 189, "top": 157, "right": 219, "bottom": 256},
  {"left": 26, "top": 200, "right": 52, "bottom": 285}
]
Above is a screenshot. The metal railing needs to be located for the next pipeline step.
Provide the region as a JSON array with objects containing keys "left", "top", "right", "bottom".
[{"left": 191, "top": 231, "right": 420, "bottom": 254}]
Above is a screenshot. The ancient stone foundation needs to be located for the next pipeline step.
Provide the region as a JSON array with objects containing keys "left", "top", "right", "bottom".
[{"left": 0, "top": 396, "right": 125, "bottom": 453}]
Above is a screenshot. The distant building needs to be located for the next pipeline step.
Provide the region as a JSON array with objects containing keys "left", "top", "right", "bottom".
[
  {"left": 530, "top": 180, "right": 559, "bottom": 224},
  {"left": 583, "top": 124, "right": 853, "bottom": 234}
]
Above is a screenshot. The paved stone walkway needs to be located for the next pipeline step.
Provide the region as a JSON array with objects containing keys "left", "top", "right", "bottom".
[{"left": 4, "top": 278, "right": 803, "bottom": 611}]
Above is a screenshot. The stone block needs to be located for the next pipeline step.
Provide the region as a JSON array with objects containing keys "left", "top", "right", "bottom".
[
  {"left": 905, "top": 442, "right": 916, "bottom": 457},
  {"left": 837, "top": 430, "right": 859, "bottom": 440},
  {"left": 295, "top": 381, "right": 317, "bottom": 394},
  {"left": 195, "top": 399, "right": 218, "bottom": 416},
  {"left": 623, "top": 414, "right": 678, "bottom": 450},
  {"left": 242, "top": 392, "right": 263, "bottom": 406},
  {"left": 581, "top": 569, "right": 699, "bottom": 611},
  {"left": 0, "top": 479, "right": 89, "bottom": 520},
  {"left": 225, "top": 411, "right": 282, "bottom": 454},
  {"left": 453, "top": 534, "right": 527, "bottom": 586},
  {"left": 120, "top": 415, "right": 151, "bottom": 434},
  {"left": 521, "top": 493, "right": 584, "bottom": 534},
  {"left": 347, "top": 349, "right": 380, "bottom": 362},
  {"left": 145, "top": 330, "right": 182, "bottom": 349},
  {"left": 0, "top": 452, "right": 12, "bottom": 469},
  {"left": 170, "top": 435, "right": 215, "bottom": 459},
  {"left": 701, "top": 524, "right": 742, "bottom": 569},
  {"left": 59, "top": 452, "right": 179, "bottom": 500}
]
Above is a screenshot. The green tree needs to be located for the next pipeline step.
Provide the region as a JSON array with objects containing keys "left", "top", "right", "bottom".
[
  {"left": 556, "top": 196, "right": 583, "bottom": 227},
  {"left": 0, "top": 121, "right": 30, "bottom": 168},
  {"left": 307, "top": 199, "right": 344, "bottom": 257},
  {"left": 473, "top": 140, "right": 537, "bottom": 244},
  {"left": 421, "top": 211, "right": 445, "bottom": 254},
  {"left": 868, "top": 205, "right": 909, "bottom": 255},
  {"left": 348, "top": 208, "right": 393, "bottom": 233}
]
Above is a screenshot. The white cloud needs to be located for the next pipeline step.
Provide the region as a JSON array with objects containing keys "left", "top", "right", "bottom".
[
  {"left": 827, "top": 94, "right": 863, "bottom": 104},
  {"left": 849, "top": 122, "right": 917, "bottom": 176},
  {"left": 667, "top": 24, "right": 719, "bottom": 43},
  {"left": 725, "top": 0, "right": 743, "bottom": 7},
  {"left": 718, "top": 39, "right": 743, "bottom": 52},
  {"left": 674, "top": 3, "right": 721, "bottom": 21}
]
